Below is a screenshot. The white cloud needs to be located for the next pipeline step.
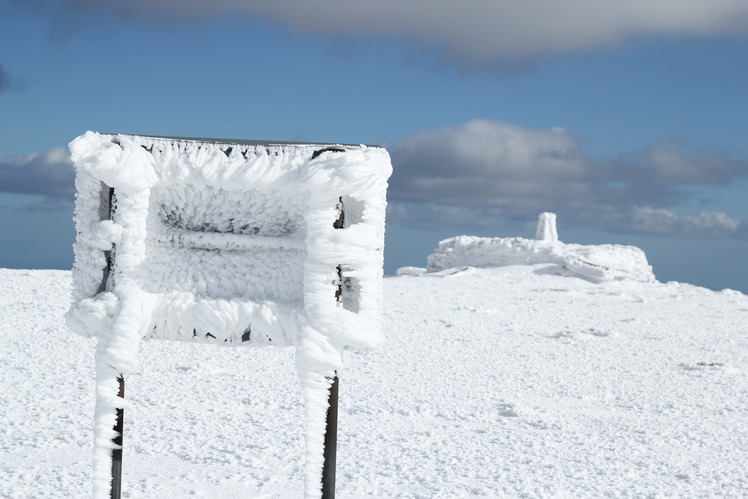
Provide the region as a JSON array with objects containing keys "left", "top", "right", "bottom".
[
  {"left": 390, "top": 120, "right": 594, "bottom": 206},
  {"left": 388, "top": 119, "right": 748, "bottom": 239},
  {"left": 630, "top": 208, "right": 742, "bottom": 238},
  {"left": 0, "top": 147, "right": 74, "bottom": 198},
  {"left": 63, "top": 0, "right": 748, "bottom": 63},
  {"left": 3, "top": 124, "right": 746, "bottom": 239},
  {"left": 641, "top": 137, "right": 746, "bottom": 185}
]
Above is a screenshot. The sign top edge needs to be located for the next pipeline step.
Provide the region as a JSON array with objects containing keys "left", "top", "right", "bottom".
[{"left": 101, "top": 133, "right": 382, "bottom": 149}]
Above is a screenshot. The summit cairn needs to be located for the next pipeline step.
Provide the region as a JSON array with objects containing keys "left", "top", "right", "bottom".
[
  {"left": 426, "top": 212, "right": 655, "bottom": 283},
  {"left": 535, "top": 212, "right": 558, "bottom": 242}
]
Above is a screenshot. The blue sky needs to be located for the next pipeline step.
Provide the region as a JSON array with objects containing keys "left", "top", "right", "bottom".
[{"left": 1, "top": 0, "right": 747, "bottom": 292}]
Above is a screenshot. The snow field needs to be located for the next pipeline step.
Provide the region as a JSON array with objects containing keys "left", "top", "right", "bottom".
[{"left": 2, "top": 265, "right": 748, "bottom": 497}]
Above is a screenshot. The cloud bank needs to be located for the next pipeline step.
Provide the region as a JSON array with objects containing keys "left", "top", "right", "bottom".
[
  {"left": 3, "top": 125, "right": 746, "bottom": 240},
  {"left": 50, "top": 0, "right": 748, "bottom": 63},
  {"left": 0, "top": 148, "right": 75, "bottom": 198},
  {"left": 388, "top": 120, "right": 748, "bottom": 239}
]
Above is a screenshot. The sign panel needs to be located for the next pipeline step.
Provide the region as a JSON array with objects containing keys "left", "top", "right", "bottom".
[{"left": 69, "top": 132, "right": 390, "bottom": 352}]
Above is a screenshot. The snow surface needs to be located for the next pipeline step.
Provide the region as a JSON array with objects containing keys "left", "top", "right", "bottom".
[
  {"left": 67, "top": 132, "right": 391, "bottom": 497},
  {"left": 2, "top": 264, "right": 748, "bottom": 497}
]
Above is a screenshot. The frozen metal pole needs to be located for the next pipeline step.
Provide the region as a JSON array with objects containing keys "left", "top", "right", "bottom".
[
  {"left": 321, "top": 375, "right": 339, "bottom": 499},
  {"left": 99, "top": 184, "right": 124, "bottom": 499},
  {"left": 110, "top": 376, "right": 124, "bottom": 499},
  {"left": 320, "top": 196, "right": 346, "bottom": 498}
]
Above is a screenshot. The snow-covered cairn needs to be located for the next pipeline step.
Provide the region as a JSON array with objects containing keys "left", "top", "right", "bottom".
[
  {"left": 427, "top": 212, "right": 655, "bottom": 283},
  {"left": 67, "top": 132, "right": 392, "bottom": 498}
]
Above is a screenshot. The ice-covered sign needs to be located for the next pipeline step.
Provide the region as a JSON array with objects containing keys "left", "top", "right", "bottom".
[{"left": 67, "top": 132, "right": 392, "bottom": 498}]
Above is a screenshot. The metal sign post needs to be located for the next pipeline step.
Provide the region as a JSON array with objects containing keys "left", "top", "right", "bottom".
[
  {"left": 321, "top": 375, "right": 339, "bottom": 499},
  {"left": 110, "top": 376, "right": 124, "bottom": 499},
  {"left": 320, "top": 196, "right": 345, "bottom": 498},
  {"left": 97, "top": 184, "right": 125, "bottom": 499}
]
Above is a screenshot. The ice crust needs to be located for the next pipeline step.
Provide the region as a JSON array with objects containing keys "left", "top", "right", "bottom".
[
  {"left": 427, "top": 214, "right": 655, "bottom": 283},
  {"left": 67, "top": 132, "right": 391, "bottom": 498}
]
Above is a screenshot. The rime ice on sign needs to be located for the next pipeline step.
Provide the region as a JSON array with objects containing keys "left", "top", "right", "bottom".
[{"left": 67, "top": 132, "right": 392, "bottom": 498}]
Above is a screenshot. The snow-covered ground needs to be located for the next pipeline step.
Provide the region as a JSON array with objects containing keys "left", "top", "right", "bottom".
[{"left": 2, "top": 262, "right": 748, "bottom": 497}]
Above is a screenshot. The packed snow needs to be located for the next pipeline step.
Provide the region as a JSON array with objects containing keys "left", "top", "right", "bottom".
[
  {"left": 67, "top": 132, "right": 391, "bottom": 497},
  {"left": 2, "top": 246, "right": 748, "bottom": 497}
]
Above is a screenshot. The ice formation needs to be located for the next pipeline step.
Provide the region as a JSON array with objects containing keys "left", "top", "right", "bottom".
[
  {"left": 67, "top": 132, "right": 392, "bottom": 498},
  {"left": 427, "top": 213, "right": 655, "bottom": 283}
]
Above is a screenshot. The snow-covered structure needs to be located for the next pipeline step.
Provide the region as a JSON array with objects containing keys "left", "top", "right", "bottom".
[
  {"left": 67, "top": 132, "right": 392, "bottom": 498},
  {"left": 427, "top": 213, "right": 655, "bottom": 283},
  {"left": 534, "top": 212, "right": 558, "bottom": 242}
]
